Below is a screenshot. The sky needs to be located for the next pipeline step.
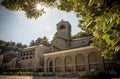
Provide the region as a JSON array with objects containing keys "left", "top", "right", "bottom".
[{"left": 0, "top": 4, "right": 82, "bottom": 46}]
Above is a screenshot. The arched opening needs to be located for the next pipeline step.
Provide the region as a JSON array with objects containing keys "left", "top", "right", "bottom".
[
  {"left": 60, "top": 25, "right": 65, "bottom": 30},
  {"left": 76, "top": 54, "right": 86, "bottom": 72},
  {"left": 88, "top": 52, "right": 99, "bottom": 72},
  {"left": 55, "top": 57, "right": 62, "bottom": 72},
  {"left": 47, "top": 58, "right": 53, "bottom": 72},
  {"left": 65, "top": 56, "right": 73, "bottom": 72},
  {"left": 49, "top": 61, "right": 53, "bottom": 72}
]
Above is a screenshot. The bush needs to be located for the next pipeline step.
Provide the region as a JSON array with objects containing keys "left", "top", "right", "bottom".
[
  {"left": 42, "top": 73, "right": 55, "bottom": 77},
  {"left": 2, "top": 72, "right": 8, "bottom": 75},
  {"left": 9, "top": 72, "right": 14, "bottom": 75},
  {"left": 26, "top": 72, "right": 33, "bottom": 76},
  {"left": 1, "top": 71, "right": 33, "bottom": 76},
  {"left": 17, "top": 71, "right": 22, "bottom": 76}
]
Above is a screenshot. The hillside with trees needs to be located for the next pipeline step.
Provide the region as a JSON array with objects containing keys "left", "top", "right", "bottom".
[
  {"left": 29, "top": 36, "right": 50, "bottom": 46},
  {"left": 0, "top": 40, "right": 27, "bottom": 53},
  {"left": 0, "top": 36, "right": 50, "bottom": 53}
]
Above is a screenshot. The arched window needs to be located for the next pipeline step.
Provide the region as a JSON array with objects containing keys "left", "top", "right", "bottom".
[
  {"left": 60, "top": 25, "right": 65, "bottom": 30},
  {"left": 22, "top": 58, "right": 24, "bottom": 60},
  {"left": 55, "top": 57, "right": 62, "bottom": 72},
  {"left": 82, "top": 41, "right": 85, "bottom": 44},
  {"left": 65, "top": 56, "right": 73, "bottom": 72},
  {"left": 88, "top": 52, "right": 99, "bottom": 71},
  {"left": 76, "top": 54, "right": 86, "bottom": 72},
  {"left": 26, "top": 57, "right": 28, "bottom": 59},
  {"left": 27, "top": 52, "right": 29, "bottom": 55},
  {"left": 30, "top": 56, "right": 32, "bottom": 59},
  {"left": 47, "top": 58, "right": 53, "bottom": 72}
]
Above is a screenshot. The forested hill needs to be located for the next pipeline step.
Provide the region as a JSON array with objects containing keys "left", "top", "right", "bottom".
[{"left": 0, "top": 40, "right": 27, "bottom": 54}]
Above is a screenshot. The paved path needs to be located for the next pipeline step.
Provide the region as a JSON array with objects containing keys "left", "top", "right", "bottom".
[{"left": 0, "top": 76, "right": 78, "bottom": 79}]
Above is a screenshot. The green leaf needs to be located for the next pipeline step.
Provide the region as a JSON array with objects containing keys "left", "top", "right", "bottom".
[
  {"left": 102, "top": 22, "right": 107, "bottom": 32},
  {"left": 102, "top": 34, "right": 110, "bottom": 40},
  {"left": 88, "top": 0, "right": 94, "bottom": 6}
]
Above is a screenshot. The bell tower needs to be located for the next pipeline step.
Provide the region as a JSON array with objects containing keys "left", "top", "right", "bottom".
[
  {"left": 56, "top": 20, "right": 71, "bottom": 40},
  {"left": 51, "top": 20, "right": 71, "bottom": 51}
]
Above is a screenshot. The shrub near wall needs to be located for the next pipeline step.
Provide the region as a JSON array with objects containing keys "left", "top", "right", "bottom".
[{"left": 1, "top": 71, "right": 33, "bottom": 76}]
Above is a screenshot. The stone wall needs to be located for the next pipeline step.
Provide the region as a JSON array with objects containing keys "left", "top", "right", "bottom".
[
  {"left": 51, "top": 38, "right": 67, "bottom": 50},
  {"left": 44, "top": 46, "right": 104, "bottom": 76},
  {"left": 17, "top": 45, "right": 50, "bottom": 69},
  {"left": 70, "top": 37, "right": 92, "bottom": 49},
  {"left": 19, "top": 58, "right": 35, "bottom": 68},
  {"left": 4, "top": 58, "right": 17, "bottom": 68},
  {"left": 35, "top": 45, "right": 51, "bottom": 68}
]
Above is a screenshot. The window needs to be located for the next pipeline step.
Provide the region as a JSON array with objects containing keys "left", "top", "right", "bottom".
[
  {"left": 82, "top": 41, "right": 85, "bottom": 44},
  {"left": 26, "top": 57, "right": 28, "bottom": 59},
  {"left": 55, "top": 57, "right": 62, "bottom": 72},
  {"left": 88, "top": 52, "right": 100, "bottom": 71},
  {"left": 60, "top": 25, "right": 65, "bottom": 30},
  {"left": 76, "top": 54, "right": 86, "bottom": 72},
  {"left": 30, "top": 56, "right": 32, "bottom": 59},
  {"left": 65, "top": 56, "right": 73, "bottom": 72},
  {"left": 47, "top": 58, "right": 53, "bottom": 72}
]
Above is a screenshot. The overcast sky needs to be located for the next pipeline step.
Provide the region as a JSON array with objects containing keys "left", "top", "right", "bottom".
[{"left": 0, "top": 4, "right": 82, "bottom": 45}]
